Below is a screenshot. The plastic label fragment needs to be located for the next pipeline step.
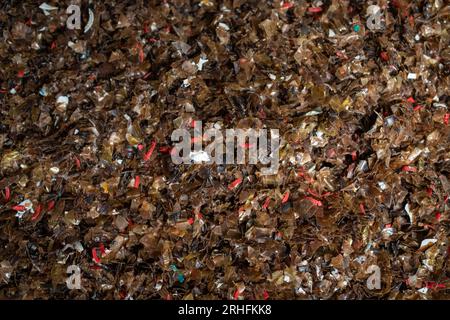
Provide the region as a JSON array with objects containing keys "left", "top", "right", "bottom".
[{"left": 228, "top": 178, "right": 242, "bottom": 190}]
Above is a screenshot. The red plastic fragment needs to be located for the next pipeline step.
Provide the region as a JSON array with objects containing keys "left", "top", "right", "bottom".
[
  {"left": 359, "top": 203, "right": 366, "bottom": 215},
  {"left": 336, "top": 51, "right": 348, "bottom": 60},
  {"left": 135, "top": 43, "right": 145, "bottom": 63},
  {"left": 134, "top": 176, "right": 140, "bottom": 188},
  {"left": 74, "top": 156, "right": 81, "bottom": 169},
  {"left": 187, "top": 217, "right": 194, "bottom": 225},
  {"left": 47, "top": 200, "right": 55, "bottom": 211},
  {"left": 426, "top": 282, "right": 446, "bottom": 290},
  {"left": 92, "top": 248, "right": 101, "bottom": 264},
  {"left": 158, "top": 146, "right": 172, "bottom": 154},
  {"left": 402, "top": 165, "right": 417, "bottom": 172},
  {"left": 282, "top": 2, "right": 294, "bottom": 9},
  {"left": 281, "top": 191, "right": 290, "bottom": 203},
  {"left": 4, "top": 187, "right": 10, "bottom": 201},
  {"left": 262, "top": 197, "right": 271, "bottom": 209},
  {"left": 17, "top": 70, "right": 25, "bottom": 78},
  {"left": 143, "top": 140, "right": 157, "bottom": 161},
  {"left": 307, "top": 188, "right": 320, "bottom": 198},
  {"left": 12, "top": 205, "right": 26, "bottom": 211},
  {"left": 228, "top": 178, "right": 242, "bottom": 190},
  {"left": 305, "top": 197, "right": 323, "bottom": 207},
  {"left": 406, "top": 97, "right": 415, "bottom": 103},
  {"left": 31, "top": 204, "right": 42, "bottom": 221},
  {"left": 444, "top": 113, "right": 449, "bottom": 125},
  {"left": 308, "top": 7, "right": 322, "bottom": 13},
  {"left": 233, "top": 289, "right": 240, "bottom": 300},
  {"left": 263, "top": 290, "right": 269, "bottom": 300},
  {"left": 99, "top": 243, "right": 106, "bottom": 255},
  {"left": 380, "top": 51, "right": 389, "bottom": 61}
]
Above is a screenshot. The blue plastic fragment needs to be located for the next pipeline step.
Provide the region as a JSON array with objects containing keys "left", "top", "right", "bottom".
[{"left": 170, "top": 264, "right": 178, "bottom": 272}]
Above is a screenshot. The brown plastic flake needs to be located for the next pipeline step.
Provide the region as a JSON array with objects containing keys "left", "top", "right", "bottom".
[{"left": 0, "top": 0, "right": 449, "bottom": 300}]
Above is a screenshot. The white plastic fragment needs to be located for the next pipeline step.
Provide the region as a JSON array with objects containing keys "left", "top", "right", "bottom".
[
  {"left": 419, "top": 239, "right": 437, "bottom": 250},
  {"left": 39, "top": 87, "right": 48, "bottom": 96},
  {"left": 385, "top": 115, "right": 395, "bottom": 127},
  {"left": 218, "top": 22, "right": 230, "bottom": 31},
  {"left": 377, "top": 181, "right": 387, "bottom": 190},
  {"left": 73, "top": 241, "right": 84, "bottom": 252},
  {"left": 407, "top": 73, "right": 417, "bottom": 80},
  {"left": 407, "top": 147, "right": 422, "bottom": 163},
  {"left": 382, "top": 226, "right": 395, "bottom": 237},
  {"left": 356, "top": 160, "right": 368, "bottom": 173},
  {"left": 50, "top": 166, "right": 60, "bottom": 174},
  {"left": 56, "top": 96, "right": 69, "bottom": 109},
  {"left": 196, "top": 57, "right": 208, "bottom": 71},
  {"left": 15, "top": 199, "right": 34, "bottom": 219},
  {"left": 405, "top": 203, "right": 413, "bottom": 224},
  {"left": 418, "top": 287, "right": 428, "bottom": 294},
  {"left": 305, "top": 109, "right": 323, "bottom": 116},
  {"left": 31, "top": 42, "right": 41, "bottom": 50},
  {"left": 39, "top": 3, "right": 58, "bottom": 16}
]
